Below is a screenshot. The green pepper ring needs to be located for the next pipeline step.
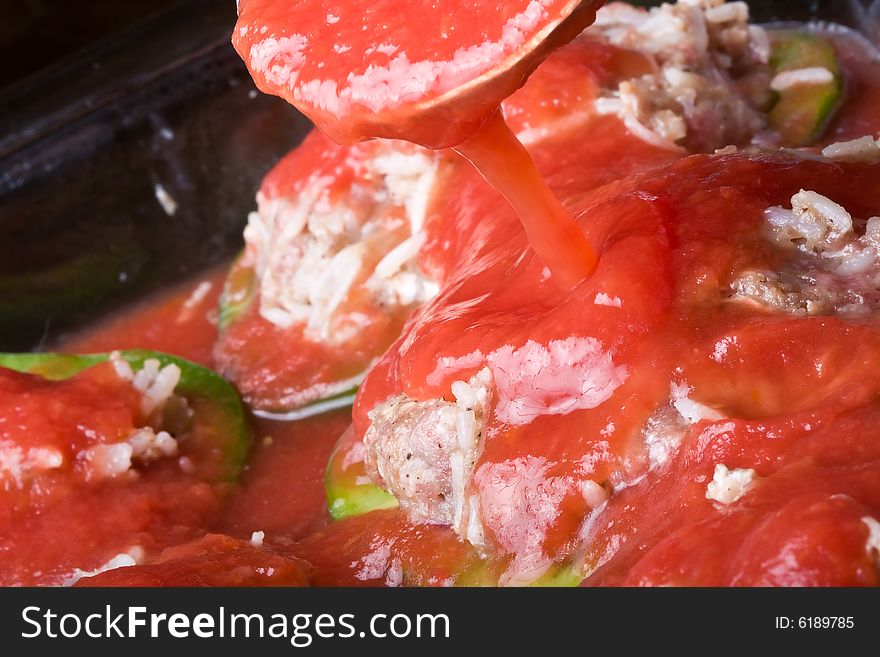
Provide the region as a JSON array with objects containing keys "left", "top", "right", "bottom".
[{"left": 0, "top": 350, "right": 251, "bottom": 483}]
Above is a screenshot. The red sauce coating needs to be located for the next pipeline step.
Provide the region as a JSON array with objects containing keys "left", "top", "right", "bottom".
[
  {"left": 584, "top": 399, "right": 880, "bottom": 586},
  {"left": 216, "top": 410, "right": 352, "bottom": 543},
  {"left": 26, "top": 19, "right": 880, "bottom": 587},
  {"left": 352, "top": 153, "right": 880, "bottom": 582},
  {"left": 217, "top": 38, "right": 676, "bottom": 411},
  {"left": 0, "top": 364, "right": 224, "bottom": 586},
  {"left": 77, "top": 534, "right": 310, "bottom": 587},
  {"left": 233, "top": 0, "right": 602, "bottom": 148},
  {"left": 0, "top": 364, "right": 141, "bottom": 488},
  {"left": 295, "top": 510, "right": 493, "bottom": 586},
  {"left": 213, "top": 134, "right": 443, "bottom": 410}
]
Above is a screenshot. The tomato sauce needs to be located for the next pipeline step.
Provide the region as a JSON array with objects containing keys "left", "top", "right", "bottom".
[
  {"left": 295, "top": 510, "right": 496, "bottom": 587},
  {"left": 7, "top": 4, "right": 880, "bottom": 587},
  {"left": 583, "top": 393, "right": 880, "bottom": 586},
  {"left": 216, "top": 410, "right": 352, "bottom": 544},
  {"left": 233, "top": 0, "right": 602, "bottom": 148},
  {"left": 235, "top": 0, "right": 607, "bottom": 289},
  {"left": 213, "top": 134, "right": 445, "bottom": 411},
  {"left": 0, "top": 363, "right": 225, "bottom": 586},
  {"left": 60, "top": 265, "right": 226, "bottom": 367},
  {"left": 76, "top": 534, "right": 311, "bottom": 587},
  {"left": 351, "top": 152, "right": 880, "bottom": 583},
  {"left": 454, "top": 109, "right": 597, "bottom": 288},
  {"left": 215, "top": 37, "right": 668, "bottom": 411},
  {"left": 51, "top": 138, "right": 880, "bottom": 588},
  {"left": 49, "top": 273, "right": 355, "bottom": 583}
]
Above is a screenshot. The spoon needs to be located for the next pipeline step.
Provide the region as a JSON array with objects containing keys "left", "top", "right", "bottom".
[{"left": 234, "top": 0, "right": 605, "bottom": 286}]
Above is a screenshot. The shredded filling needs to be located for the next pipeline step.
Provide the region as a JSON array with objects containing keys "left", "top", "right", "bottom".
[
  {"left": 243, "top": 141, "right": 440, "bottom": 344},
  {"left": 705, "top": 464, "right": 759, "bottom": 504},
  {"left": 589, "top": 0, "right": 779, "bottom": 152},
  {"left": 363, "top": 369, "right": 492, "bottom": 550},
  {"left": 731, "top": 188, "right": 880, "bottom": 316},
  {"left": 81, "top": 354, "right": 190, "bottom": 482}
]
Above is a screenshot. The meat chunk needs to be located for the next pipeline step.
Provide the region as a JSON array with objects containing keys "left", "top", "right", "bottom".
[
  {"left": 730, "top": 270, "right": 837, "bottom": 315},
  {"left": 590, "top": 0, "right": 770, "bottom": 151},
  {"left": 731, "top": 189, "right": 880, "bottom": 316},
  {"left": 363, "top": 369, "right": 492, "bottom": 547}
]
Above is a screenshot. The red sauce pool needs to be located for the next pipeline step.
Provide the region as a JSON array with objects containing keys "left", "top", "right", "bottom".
[
  {"left": 77, "top": 534, "right": 311, "bottom": 587},
  {"left": 216, "top": 410, "right": 352, "bottom": 544},
  {"left": 52, "top": 272, "right": 354, "bottom": 581},
  {"left": 10, "top": 18, "right": 880, "bottom": 587},
  {"left": 59, "top": 264, "right": 227, "bottom": 367}
]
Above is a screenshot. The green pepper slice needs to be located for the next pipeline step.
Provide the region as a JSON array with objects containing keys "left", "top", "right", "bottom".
[
  {"left": 0, "top": 350, "right": 250, "bottom": 482},
  {"left": 324, "top": 427, "right": 398, "bottom": 521},
  {"left": 217, "top": 252, "right": 256, "bottom": 332},
  {"left": 768, "top": 31, "right": 842, "bottom": 147}
]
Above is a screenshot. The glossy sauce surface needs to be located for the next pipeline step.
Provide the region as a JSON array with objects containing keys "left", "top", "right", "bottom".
[
  {"left": 213, "top": 134, "right": 432, "bottom": 410},
  {"left": 233, "top": 0, "right": 601, "bottom": 147},
  {"left": 217, "top": 410, "right": 352, "bottom": 543},
  {"left": 0, "top": 363, "right": 225, "bottom": 586},
  {"left": 454, "top": 109, "right": 597, "bottom": 288},
  {"left": 77, "top": 534, "right": 311, "bottom": 587},
  {"left": 17, "top": 25, "right": 880, "bottom": 586}
]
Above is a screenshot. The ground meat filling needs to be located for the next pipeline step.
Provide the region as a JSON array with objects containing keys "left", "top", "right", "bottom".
[
  {"left": 731, "top": 187, "right": 880, "bottom": 316},
  {"left": 589, "top": 0, "right": 773, "bottom": 152},
  {"left": 243, "top": 142, "right": 440, "bottom": 345},
  {"left": 363, "top": 369, "right": 492, "bottom": 549}
]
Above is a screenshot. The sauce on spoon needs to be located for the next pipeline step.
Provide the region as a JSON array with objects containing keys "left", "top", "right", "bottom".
[{"left": 234, "top": 0, "right": 604, "bottom": 287}]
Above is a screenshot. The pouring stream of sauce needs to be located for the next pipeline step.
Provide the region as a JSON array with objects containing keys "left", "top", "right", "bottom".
[
  {"left": 454, "top": 108, "right": 596, "bottom": 287},
  {"left": 234, "top": 0, "right": 604, "bottom": 289}
]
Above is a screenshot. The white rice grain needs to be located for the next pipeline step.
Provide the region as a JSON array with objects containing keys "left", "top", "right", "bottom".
[
  {"left": 822, "top": 135, "right": 880, "bottom": 162},
  {"left": 770, "top": 67, "right": 834, "bottom": 91}
]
